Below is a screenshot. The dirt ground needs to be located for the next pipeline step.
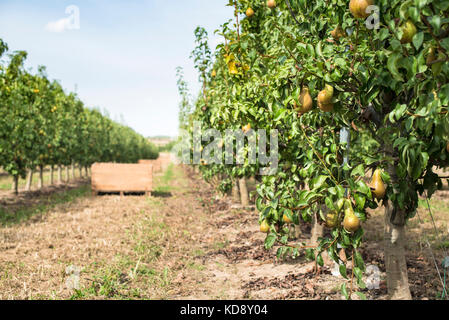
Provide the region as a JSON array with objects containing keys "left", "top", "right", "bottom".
[{"left": 0, "top": 164, "right": 447, "bottom": 300}]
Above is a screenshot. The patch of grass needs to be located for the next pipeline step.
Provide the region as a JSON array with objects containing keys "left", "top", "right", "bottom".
[
  {"left": 153, "top": 164, "right": 175, "bottom": 193},
  {"left": 213, "top": 240, "right": 229, "bottom": 250},
  {"left": 418, "top": 198, "right": 447, "bottom": 212},
  {"left": 193, "top": 249, "right": 205, "bottom": 257},
  {"left": 0, "top": 185, "right": 91, "bottom": 226},
  {"left": 187, "top": 262, "right": 205, "bottom": 271}
]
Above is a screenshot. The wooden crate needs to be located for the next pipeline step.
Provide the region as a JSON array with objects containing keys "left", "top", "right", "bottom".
[
  {"left": 91, "top": 163, "right": 153, "bottom": 195},
  {"left": 138, "top": 159, "right": 161, "bottom": 172}
]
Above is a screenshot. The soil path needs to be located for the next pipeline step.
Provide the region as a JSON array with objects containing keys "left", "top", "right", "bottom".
[{"left": 0, "top": 164, "right": 445, "bottom": 299}]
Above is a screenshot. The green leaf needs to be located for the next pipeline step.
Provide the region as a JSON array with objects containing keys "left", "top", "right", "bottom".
[
  {"left": 413, "top": 31, "right": 424, "bottom": 50},
  {"left": 264, "top": 233, "right": 277, "bottom": 249},
  {"left": 339, "top": 264, "right": 348, "bottom": 279},
  {"left": 341, "top": 283, "right": 349, "bottom": 300},
  {"left": 387, "top": 53, "right": 404, "bottom": 82}
]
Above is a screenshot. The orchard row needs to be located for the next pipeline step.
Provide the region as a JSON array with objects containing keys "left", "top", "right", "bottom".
[
  {"left": 181, "top": 0, "right": 449, "bottom": 299},
  {"left": 0, "top": 39, "right": 158, "bottom": 194}
]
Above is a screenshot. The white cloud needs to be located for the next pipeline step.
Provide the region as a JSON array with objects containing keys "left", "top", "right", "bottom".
[{"left": 45, "top": 18, "right": 71, "bottom": 33}]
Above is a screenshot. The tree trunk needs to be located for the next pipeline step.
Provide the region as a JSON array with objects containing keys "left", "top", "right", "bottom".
[
  {"left": 38, "top": 165, "right": 44, "bottom": 189},
  {"left": 65, "top": 165, "right": 70, "bottom": 182},
  {"left": 384, "top": 200, "right": 412, "bottom": 299},
  {"left": 238, "top": 178, "right": 249, "bottom": 207},
  {"left": 84, "top": 166, "right": 89, "bottom": 177},
  {"left": 232, "top": 180, "right": 240, "bottom": 203},
  {"left": 50, "top": 166, "right": 54, "bottom": 185},
  {"left": 58, "top": 165, "right": 63, "bottom": 184},
  {"left": 310, "top": 212, "right": 324, "bottom": 246},
  {"left": 11, "top": 175, "right": 19, "bottom": 195},
  {"left": 25, "top": 169, "right": 33, "bottom": 191},
  {"left": 71, "top": 163, "right": 75, "bottom": 179},
  {"left": 79, "top": 165, "right": 83, "bottom": 178}
]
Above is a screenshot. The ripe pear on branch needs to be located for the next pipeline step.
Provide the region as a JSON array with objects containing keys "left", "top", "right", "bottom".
[
  {"left": 246, "top": 7, "right": 255, "bottom": 17},
  {"left": 267, "top": 0, "right": 276, "bottom": 9},
  {"left": 260, "top": 220, "right": 270, "bottom": 233},
  {"left": 295, "top": 87, "right": 313, "bottom": 114},
  {"left": 349, "top": 0, "right": 374, "bottom": 19},
  {"left": 370, "top": 168, "right": 386, "bottom": 200},
  {"left": 343, "top": 200, "right": 360, "bottom": 233},
  {"left": 317, "top": 84, "right": 334, "bottom": 112},
  {"left": 399, "top": 20, "right": 417, "bottom": 44},
  {"left": 283, "top": 214, "right": 293, "bottom": 224},
  {"left": 325, "top": 211, "right": 339, "bottom": 228}
]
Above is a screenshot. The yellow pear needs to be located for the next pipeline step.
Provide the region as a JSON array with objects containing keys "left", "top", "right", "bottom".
[
  {"left": 349, "top": 0, "right": 374, "bottom": 19},
  {"left": 370, "top": 168, "right": 386, "bottom": 200},
  {"left": 343, "top": 203, "right": 360, "bottom": 233},
  {"left": 283, "top": 214, "right": 293, "bottom": 224},
  {"left": 267, "top": 0, "right": 276, "bottom": 9},
  {"left": 246, "top": 7, "right": 255, "bottom": 17},
  {"left": 297, "top": 87, "right": 313, "bottom": 114},
  {"left": 318, "top": 84, "right": 334, "bottom": 104},
  {"left": 317, "top": 85, "right": 334, "bottom": 112},
  {"left": 400, "top": 20, "right": 417, "bottom": 44},
  {"left": 211, "top": 70, "right": 217, "bottom": 77},
  {"left": 325, "top": 212, "right": 339, "bottom": 228},
  {"left": 446, "top": 141, "right": 449, "bottom": 153},
  {"left": 318, "top": 100, "right": 334, "bottom": 112},
  {"left": 228, "top": 61, "right": 239, "bottom": 75},
  {"left": 260, "top": 220, "right": 270, "bottom": 233}
]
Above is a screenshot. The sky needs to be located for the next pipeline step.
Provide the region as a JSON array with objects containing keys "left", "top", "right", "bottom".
[{"left": 0, "top": 0, "right": 234, "bottom": 137}]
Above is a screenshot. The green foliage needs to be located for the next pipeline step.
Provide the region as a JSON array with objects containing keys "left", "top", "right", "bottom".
[
  {"left": 183, "top": 0, "right": 449, "bottom": 297},
  {"left": 0, "top": 39, "right": 158, "bottom": 183}
]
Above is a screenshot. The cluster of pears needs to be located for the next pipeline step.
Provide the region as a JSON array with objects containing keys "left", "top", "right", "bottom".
[
  {"left": 349, "top": 0, "right": 418, "bottom": 45},
  {"left": 293, "top": 84, "right": 334, "bottom": 115},
  {"left": 325, "top": 198, "right": 361, "bottom": 233},
  {"left": 370, "top": 168, "right": 386, "bottom": 200},
  {"left": 247, "top": 0, "right": 275, "bottom": 17}
]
